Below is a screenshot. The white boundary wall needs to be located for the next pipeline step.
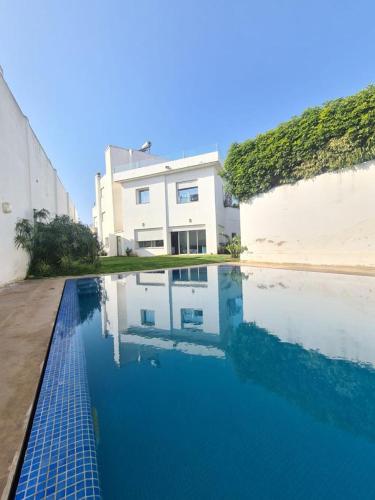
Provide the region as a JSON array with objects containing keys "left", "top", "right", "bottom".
[
  {"left": 0, "top": 68, "right": 77, "bottom": 285},
  {"left": 240, "top": 161, "right": 375, "bottom": 266}
]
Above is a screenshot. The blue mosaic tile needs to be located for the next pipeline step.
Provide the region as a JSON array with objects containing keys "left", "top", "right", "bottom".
[{"left": 15, "top": 280, "right": 101, "bottom": 499}]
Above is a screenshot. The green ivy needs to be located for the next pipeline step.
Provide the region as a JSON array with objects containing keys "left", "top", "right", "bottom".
[{"left": 221, "top": 85, "right": 375, "bottom": 200}]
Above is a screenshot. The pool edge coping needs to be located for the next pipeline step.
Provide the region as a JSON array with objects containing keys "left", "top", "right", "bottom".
[{"left": 4, "top": 280, "right": 68, "bottom": 500}]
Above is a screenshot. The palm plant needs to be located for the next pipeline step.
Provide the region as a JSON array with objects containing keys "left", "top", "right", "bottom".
[
  {"left": 14, "top": 209, "right": 50, "bottom": 274},
  {"left": 222, "top": 234, "right": 248, "bottom": 259},
  {"left": 14, "top": 209, "right": 100, "bottom": 277}
]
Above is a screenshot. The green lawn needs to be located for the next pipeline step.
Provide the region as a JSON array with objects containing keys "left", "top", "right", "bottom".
[
  {"left": 99, "top": 254, "right": 233, "bottom": 274},
  {"left": 36, "top": 254, "right": 234, "bottom": 278}
]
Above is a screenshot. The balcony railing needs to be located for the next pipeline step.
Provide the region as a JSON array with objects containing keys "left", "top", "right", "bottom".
[{"left": 113, "top": 143, "right": 220, "bottom": 175}]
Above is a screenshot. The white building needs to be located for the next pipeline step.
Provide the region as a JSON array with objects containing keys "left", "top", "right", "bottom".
[
  {"left": 0, "top": 67, "right": 78, "bottom": 286},
  {"left": 92, "top": 145, "right": 240, "bottom": 256}
]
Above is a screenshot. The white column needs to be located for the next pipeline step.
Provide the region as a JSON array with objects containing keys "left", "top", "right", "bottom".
[
  {"left": 95, "top": 173, "right": 103, "bottom": 243},
  {"left": 163, "top": 174, "right": 170, "bottom": 253}
]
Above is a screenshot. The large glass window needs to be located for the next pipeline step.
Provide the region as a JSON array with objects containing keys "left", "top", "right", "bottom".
[
  {"left": 170, "top": 230, "right": 206, "bottom": 254},
  {"left": 137, "top": 188, "right": 150, "bottom": 204},
  {"left": 181, "top": 309, "right": 203, "bottom": 330},
  {"left": 189, "top": 230, "right": 198, "bottom": 254},
  {"left": 141, "top": 309, "right": 155, "bottom": 326},
  {"left": 197, "top": 230, "right": 206, "bottom": 253},
  {"left": 177, "top": 186, "right": 198, "bottom": 204}
]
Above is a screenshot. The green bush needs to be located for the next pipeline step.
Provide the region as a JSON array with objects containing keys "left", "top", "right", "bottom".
[
  {"left": 15, "top": 209, "right": 101, "bottom": 277},
  {"left": 59, "top": 255, "right": 73, "bottom": 272},
  {"left": 35, "top": 260, "right": 53, "bottom": 277},
  {"left": 224, "top": 235, "right": 247, "bottom": 258},
  {"left": 221, "top": 85, "right": 375, "bottom": 201}
]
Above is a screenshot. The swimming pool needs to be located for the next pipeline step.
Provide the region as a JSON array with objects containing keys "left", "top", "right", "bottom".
[{"left": 15, "top": 265, "right": 375, "bottom": 499}]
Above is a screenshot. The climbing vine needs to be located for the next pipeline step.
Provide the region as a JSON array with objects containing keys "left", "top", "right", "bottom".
[{"left": 221, "top": 85, "right": 375, "bottom": 200}]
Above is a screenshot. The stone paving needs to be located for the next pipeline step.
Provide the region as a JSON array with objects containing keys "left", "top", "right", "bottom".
[{"left": 0, "top": 278, "right": 65, "bottom": 499}]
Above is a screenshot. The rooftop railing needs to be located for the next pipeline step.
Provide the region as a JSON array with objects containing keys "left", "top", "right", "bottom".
[{"left": 113, "top": 143, "right": 220, "bottom": 174}]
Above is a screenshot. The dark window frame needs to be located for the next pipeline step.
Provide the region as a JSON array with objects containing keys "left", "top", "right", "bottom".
[
  {"left": 136, "top": 188, "right": 150, "bottom": 204},
  {"left": 138, "top": 239, "right": 164, "bottom": 248},
  {"left": 177, "top": 186, "right": 199, "bottom": 204}
]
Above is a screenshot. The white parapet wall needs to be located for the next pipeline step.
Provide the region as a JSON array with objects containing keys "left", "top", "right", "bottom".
[
  {"left": 0, "top": 68, "right": 77, "bottom": 286},
  {"left": 240, "top": 161, "right": 375, "bottom": 267}
]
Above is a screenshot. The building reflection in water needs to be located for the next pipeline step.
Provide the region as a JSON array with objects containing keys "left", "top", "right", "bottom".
[
  {"left": 99, "top": 265, "right": 244, "bottom": 366},
  {"left": 79, "top": 265, "right": 375, "bottom": 440}
]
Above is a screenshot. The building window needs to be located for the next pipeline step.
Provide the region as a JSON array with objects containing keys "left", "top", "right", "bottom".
[
  {"left": 224, "top": 193, "right": 239, "bottom": 208},
  {"left": 181, "top": 309, "right": 203, "bottom": 330},
  {"left": 177, "top": 185, "right": 198, "bottom": 203},
  {"left": 141, "top": 309, "right": 155, "bottom": 326},
  {"left": 138, "top": 240, "right": 164, "bottom": 248},
  {"left": 137, "top": 188, "right": 150, "bottom": 204}
]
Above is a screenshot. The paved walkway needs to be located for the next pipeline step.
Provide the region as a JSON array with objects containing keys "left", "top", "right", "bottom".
[{"left": 0, "top": 278, "right": 65, "bottom": 499}]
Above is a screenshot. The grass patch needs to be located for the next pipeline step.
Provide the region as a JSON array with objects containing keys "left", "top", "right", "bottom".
[{"left": 29, "top": 254, "right": 234, "bottom": 278}]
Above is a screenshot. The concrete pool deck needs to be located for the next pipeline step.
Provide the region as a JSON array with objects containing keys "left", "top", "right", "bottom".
[
  {"left": 0, "top": 277, "right": 65, "bottom": 499},
  {"left": 0, "top": 261, "right": 374, "bottom": 498}
]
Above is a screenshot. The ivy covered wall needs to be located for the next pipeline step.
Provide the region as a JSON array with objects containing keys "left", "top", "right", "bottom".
[{"left": 222, "top": 86, "right": 375, "bottom": 200}]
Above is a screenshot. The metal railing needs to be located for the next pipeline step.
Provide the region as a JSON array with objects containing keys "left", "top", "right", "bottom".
[{"left": 113, "top": 143, "right": 220, "bottom": 174}]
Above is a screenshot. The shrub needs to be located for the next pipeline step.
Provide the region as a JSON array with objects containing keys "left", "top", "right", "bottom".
[
  {"left": 224, "top": 235, "right": 247, "bottom": 259},
  {"left": 15, "top": 209, "right": 100, "bottom": 277},
  {"left": 35, "top": 260, "right": 53, "bottom": 277},
  {"left": 59, "top": 255, "right": 73, "bottom": 272},
  {"left": 125, "top": 247, "right": 132, "bottom": 257},
  {"left": 221, "top": 85, "right": 375, "bottom": 201}
]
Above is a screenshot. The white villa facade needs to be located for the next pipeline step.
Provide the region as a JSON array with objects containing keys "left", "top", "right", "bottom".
[{"left": 92, "top": 145, "right": 240, "bottom": 256}]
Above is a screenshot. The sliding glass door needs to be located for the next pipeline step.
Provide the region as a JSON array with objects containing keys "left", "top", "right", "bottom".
[
  {"left": 189, "top": 230, "right": 198, "bottom": 254},
  {"left": 171, "top": 230, "right": 206, "bottom": 254},
  {"left": 179, "top": 231, "right": 188, "bottom": 254}
]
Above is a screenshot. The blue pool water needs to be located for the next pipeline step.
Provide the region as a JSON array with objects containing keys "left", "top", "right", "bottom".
[{"left": 15, "top": 264, "right": 375, "bottom": 499}]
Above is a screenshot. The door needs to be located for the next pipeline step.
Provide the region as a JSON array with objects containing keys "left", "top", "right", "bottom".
[
  {"left": 170, "top": 230, "right": 206, "bottom": 255},
  {"left": 171, "top": 232, "right": 179, "bottom": 254}
]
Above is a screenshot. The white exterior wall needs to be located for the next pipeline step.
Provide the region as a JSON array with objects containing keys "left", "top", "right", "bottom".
[
  {"left": 93, "top": 147, "right": 240, "bottom": 256},
  {"left": 122, "top": 174, "right": 167, "bottom": 256},
  {"left": 56, "top": 176, "right": 68, "bottom": 215},
  {"left": 240, "top": 162, "right": 375, "bottom": 266},
  {"left": 121, "top": 165, "right": 219, "bottom": 256},
  {"left": 0, "top": 69, "right": 77, "bottom": 286}
]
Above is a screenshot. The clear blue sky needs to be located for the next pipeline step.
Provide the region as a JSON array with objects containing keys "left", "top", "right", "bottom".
[{"left": 1, "top": 0, "right": 374, "bottom": 223}]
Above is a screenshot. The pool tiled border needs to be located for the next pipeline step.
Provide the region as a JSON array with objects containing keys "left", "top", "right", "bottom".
[{"left": 14, "top": 280, "right": 100, "bottom": 499}]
